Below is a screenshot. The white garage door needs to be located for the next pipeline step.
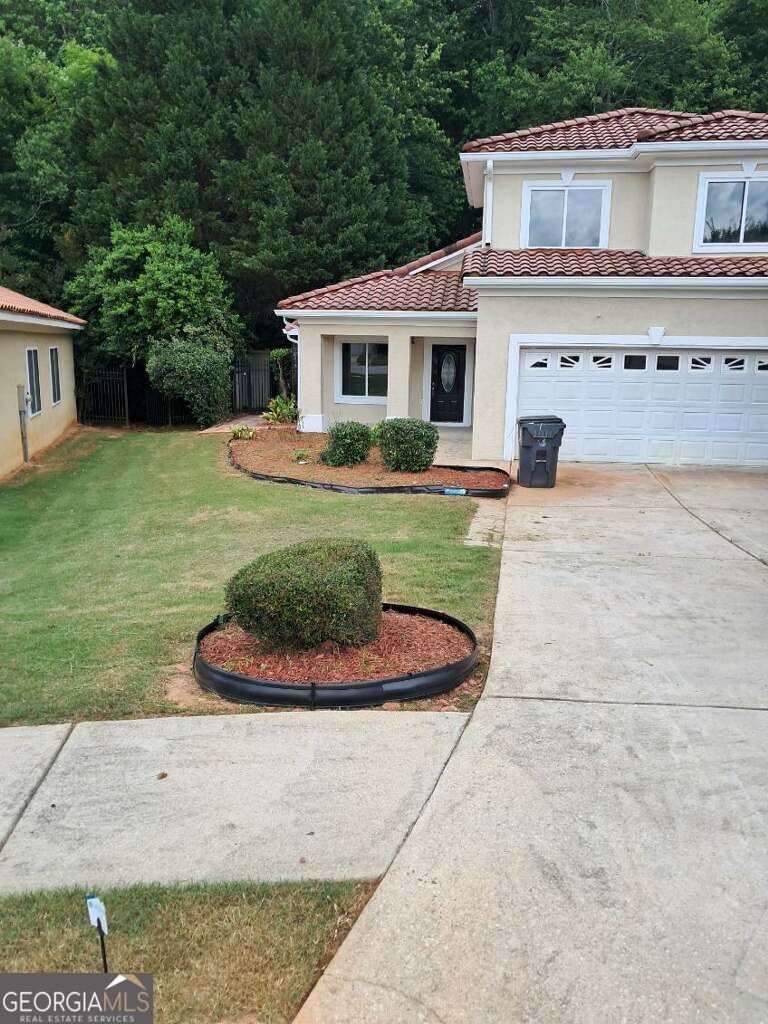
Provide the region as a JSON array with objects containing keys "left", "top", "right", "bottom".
[{"left": 517, "top": 348, "right": 768, "bottom": 465}]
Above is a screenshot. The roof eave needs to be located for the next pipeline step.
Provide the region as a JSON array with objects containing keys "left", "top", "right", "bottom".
[
  {"left": 0, "top": 310, "right": 84, "bottom": 330},
  {"left": 274, "top": 308, "right": 477, "bottom": 321},
  {"left": 464, "top": 275, "right": 768, "bottom": 292}
]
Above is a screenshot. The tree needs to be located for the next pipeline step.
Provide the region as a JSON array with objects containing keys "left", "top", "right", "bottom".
[
  {"left": 65, "top": 216, "right": 242, "bottom": 371},
  {"left": 146, "top": 320, "right": 235, "bottom": 427}
]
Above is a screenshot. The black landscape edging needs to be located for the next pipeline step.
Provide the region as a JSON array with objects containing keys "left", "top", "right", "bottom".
[
  {"left": 193, "top": 603, "right": 478, "bottom": 709},
  {"left": 228, "top": 443, "right": 511, "bottom": 498}
]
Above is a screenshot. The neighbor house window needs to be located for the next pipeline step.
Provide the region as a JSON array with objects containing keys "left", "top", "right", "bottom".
[
  {"left": 26, "top": 348, "right": 42, "bottom": 415},
  {"left": 338, "top": 341, "right": 388, "bottom": 402},
  {"left": 696, "top": 175, "right": 768, "bottom": 249},
  {"left": 522, "top": 182, "right": 611, "bottom": 248},
  {"left": 49, "top": 346, "right": 61, "bottom": 404}
]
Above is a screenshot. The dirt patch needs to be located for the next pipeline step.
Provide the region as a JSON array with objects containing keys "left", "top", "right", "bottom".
[
  {"left": 230, "top": 427, "right": 507, "bottom": 491},
  {"left": 199, "top": 611, "right": 473, "bottom": 684},
  {"left": 164, "top": 663, "right": 220, "bottom": 709}
]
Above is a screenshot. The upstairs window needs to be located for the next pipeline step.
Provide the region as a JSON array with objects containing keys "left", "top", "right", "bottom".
[
  {"left": 695, "top": 175, "right": 768, "bottom": 250},
  {"left": 522, "top": 182, "right": 611, "bottom": 248}
]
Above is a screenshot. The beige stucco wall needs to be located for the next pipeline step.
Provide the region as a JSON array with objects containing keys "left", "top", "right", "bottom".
[
  {"left": 472, "top": 291, "right": 768, "bottom": 459},
  {"left": 0, "top": 326, "right": 77, "bottom": 478},
  {"left": 296, "top": 320, "right": 475, "bottom": 430},
  {"left": 647, "top": 162, "right": 768, "bottom": 256},
  {"left": 491, "top": 171, "right": 650, "bottom": 251}
]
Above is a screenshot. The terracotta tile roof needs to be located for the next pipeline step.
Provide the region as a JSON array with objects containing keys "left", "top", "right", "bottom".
[
  {"left": 462, "top": 108, "right": 695, "bottom": 153},
  {"left": 0, "top": 285, "right": 85, "bottom": 325},
  {"left": 277, "top": 233, "right": 481, "bottom": 311},
  {"left": 636, "top": 109, "right": 768, "bottom": 143},
  {"left": 463, "top": 248, "right": 768, "bottom": 278}
]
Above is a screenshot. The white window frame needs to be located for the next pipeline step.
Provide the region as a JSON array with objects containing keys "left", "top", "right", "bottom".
[
  {"left": 693, "top": 172, "right": 768, "bottom": 253},
  {"left": 334, "top": 339, "right": 388, "bottom": 405},
  {"left": 26, "top": 346, "right": 42, "bottom": 416},
  {"left": 756, "top": 357, "right": 768, "bottom": 373},
  {"left": 655, "top": 353, "right": 681, "bottom": 373},
  {"left": 723, "top": 355, "right": 747, "bottom": 373},
  {"left": 590, "top": 353, "right": 614, "bottom": 370},
  {"left": 520, "top": 180, "right": 612, "bottom": 249},
  {"left": 689, "top": 354, "right": 714, "bottom": 373},
  {"left": 49, "top": 345, "right": 62, "bottom": 405}
]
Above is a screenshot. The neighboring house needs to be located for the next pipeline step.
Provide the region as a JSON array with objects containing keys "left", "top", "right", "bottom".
[
  {"left": 0, "top": 286, "right": 84, "bottom": 478},
  {"left": 277, "top": 108, "right": 768, "bottom": 465}
]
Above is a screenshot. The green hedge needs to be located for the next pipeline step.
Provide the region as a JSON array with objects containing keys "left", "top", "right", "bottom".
[
  {"left": 378, "top": 418, "right": 439, "bottom": 472},
  {"left": 321, "top": 421, "right": 373, "bottom": 467},
  {"left": 225, "top": 539, "right": 382, "bottom": 650}
]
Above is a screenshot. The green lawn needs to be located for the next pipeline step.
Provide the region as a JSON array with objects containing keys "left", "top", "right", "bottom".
[
  {"left": 0, "top": 429, "right": 497, "bottom": 725},
  {"left": 0, "top": 880, "right": 373, "bottom": 1024}
]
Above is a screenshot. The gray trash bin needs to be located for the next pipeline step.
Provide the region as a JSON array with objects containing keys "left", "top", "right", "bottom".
[{"left": 517, "top": 416, "right": 566, "bottom": 488}]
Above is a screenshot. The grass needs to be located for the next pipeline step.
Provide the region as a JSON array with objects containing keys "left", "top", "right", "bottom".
[
  {"left": 0, "top": 880, "right": 374, "bottom": 1024},
  {"left": 0, "top": 428, "right": 498, "bottom": 725}
]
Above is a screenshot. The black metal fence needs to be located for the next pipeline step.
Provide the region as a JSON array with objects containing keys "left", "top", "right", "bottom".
[{"left": 78, "top": 352, "right": 274, "bottom": 427}]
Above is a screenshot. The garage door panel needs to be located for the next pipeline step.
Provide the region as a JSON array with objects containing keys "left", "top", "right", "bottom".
[{"left": 517, "top": 347, "right": 768, "bottom": 466}]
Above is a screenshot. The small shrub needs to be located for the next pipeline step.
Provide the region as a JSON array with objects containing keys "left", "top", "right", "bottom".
[
  {"left": 371, "top": 421, "right": 385, "bottom": 447},
  {"left": 321, "top": 421, "right": 373, "bottom": 467},
  {"left": 291, "top": 448, "right": 312, "bottom": 463},
  {"left": 378, "top": 418, "right": 439, "bottom": 472},
  {"left": 225, "top": 539, "right": 382, "bottom": 650},
  {"left": 263, "top": 395, "right": 298, "bottom": 423},
  {"left": 231, "top": 424, "right": 255, "bottom": 440}
]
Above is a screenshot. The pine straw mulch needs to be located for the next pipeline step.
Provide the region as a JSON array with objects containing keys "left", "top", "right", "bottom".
[
  {"left": 199, "top": 610, "right": 473, "bottom": 684},
  {"left": 229, "top": 426, "right": 507, "bottom": 490}
]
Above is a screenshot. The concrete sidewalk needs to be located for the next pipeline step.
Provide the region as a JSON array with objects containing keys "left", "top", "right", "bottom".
[
  {"left": 297, "top": 465, "right": 768, "bottom": 1024},
  {"left": 0, "top": 712, "right": 466, "bottom": 893}
]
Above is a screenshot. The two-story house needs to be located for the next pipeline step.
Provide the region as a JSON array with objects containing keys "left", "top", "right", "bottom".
[{"left": 276, "top": 108, "right": 768, "bottom": 466}]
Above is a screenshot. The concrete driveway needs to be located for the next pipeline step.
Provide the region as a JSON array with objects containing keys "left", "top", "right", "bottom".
[{"left": 298, "top": 465, "right": 768, "bottom": 1024}]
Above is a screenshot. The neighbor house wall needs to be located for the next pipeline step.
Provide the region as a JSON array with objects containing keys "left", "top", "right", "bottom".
[
  {"left": 472, "top": 291, "right": 768, "bottom": 459},
  {"left": 0, "top": 327, "right": 77, "bottom": 478}
]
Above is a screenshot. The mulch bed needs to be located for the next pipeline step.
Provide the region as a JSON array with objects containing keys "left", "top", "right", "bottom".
[
  {"left": 199, "top": 610, "right": 473, "bottom": 684},
  {"left": 229, "top": 426, "right": 507, "bottom": 490}
]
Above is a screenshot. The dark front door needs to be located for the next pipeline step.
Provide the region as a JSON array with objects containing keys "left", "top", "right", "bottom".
[{"left": 430, "top": 344, "right": 466, "bottom": 423}]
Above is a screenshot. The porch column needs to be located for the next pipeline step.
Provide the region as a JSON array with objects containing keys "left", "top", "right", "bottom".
[
  {"left": 297, "top": 324, "right": 325, "bottom": 432},
  {"left": 385, "top": 328, "right": 412, "bottom": 420}
]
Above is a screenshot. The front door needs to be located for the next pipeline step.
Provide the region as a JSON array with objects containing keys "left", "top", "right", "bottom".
[{"left": 430, "top": 344, "right": 466, "bottom": 423}]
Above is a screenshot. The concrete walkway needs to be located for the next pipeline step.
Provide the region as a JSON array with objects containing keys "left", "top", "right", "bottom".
[
  {"left": 0, "top": 712, "right": 466, "bottom": 892},
  {"left": 297, "top": 465, "right": 768, "bottom": 1024}
]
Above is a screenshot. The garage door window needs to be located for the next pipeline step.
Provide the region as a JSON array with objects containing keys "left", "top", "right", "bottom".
[
  {"left": 591, "top": 354, "right": 614, "bottom": 369},
  {"left": 559, "top": 353, "right": 581, "bottom": 369},
  {"left": 623, "top": 354, "right": 647, "bottom": 370},
  {"left": 724, "top": 356, "right": 746, "bottom": 372},
  {"left": 656, "top": 354, "right": 680, "bottom": 371},
  {"left": 527, "top": 354, "right": 549, "bottom": 369},
  {"left": 757, "top": 358, "right": 768, "bottom": 372},
  {"left": 690, "top": 355, "right": 713, "bottom": 372}
]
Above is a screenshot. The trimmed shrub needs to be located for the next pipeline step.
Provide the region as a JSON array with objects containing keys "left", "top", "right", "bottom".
[
  {"left": 321, "top": 421, "right": 373, "bottom": 467},
  {"left": 378, "top": 418, "right": 439, "bottom": 472},
  {"left": 263, "top": 395, "right": 298, "bottom": 423},
  {"left": 225, "top": 539, "right": 382, "bottom": 651}
]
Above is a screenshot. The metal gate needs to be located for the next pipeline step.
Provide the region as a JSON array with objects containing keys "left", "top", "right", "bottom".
[
  {"left": 77, "top": 367, "right": 194, "bottom": 427},
  {"left": 232, "top": 351, "right": 271, "bottom": 412}
]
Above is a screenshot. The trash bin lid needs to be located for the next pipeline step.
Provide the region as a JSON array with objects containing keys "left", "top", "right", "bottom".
[{"left": 517, "top": 415, "right": 564, "bottom": 425}]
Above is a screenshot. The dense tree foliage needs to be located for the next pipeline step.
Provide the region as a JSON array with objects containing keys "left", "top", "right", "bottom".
[{"left": 0, "top": 0, "right": 765, "bottom": 349}]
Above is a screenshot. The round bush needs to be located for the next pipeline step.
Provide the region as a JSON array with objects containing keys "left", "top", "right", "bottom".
[
  {"left": 321, "top": 421, "right": 373, "bottom": 467},
  {"left": 225, "top": 539, "right": 382, "bottom": 651},
  {"left": 378, "top": 418, "right": 439, "bottom": 472}
]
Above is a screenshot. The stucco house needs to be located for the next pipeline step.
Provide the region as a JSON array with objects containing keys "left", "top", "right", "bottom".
[
  {"left": 276, "top": 108, "right": 768, "bottom": 466},
  {"left": 0, "top": 285, "right": 84, "bottom": 478}
]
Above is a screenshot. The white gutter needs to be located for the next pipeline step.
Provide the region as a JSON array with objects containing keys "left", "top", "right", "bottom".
[
  {"left": 274, "top": 309, "right": 477, "bottom": 320},
  {"left": 463, "top": 275, "right": 768, "bottom": 291},
  {"left": 460, "top": 139, "right": 768, "bottom": 166},
  {"left": 0, "top": 310, "right": 84, "bottom": 331}
]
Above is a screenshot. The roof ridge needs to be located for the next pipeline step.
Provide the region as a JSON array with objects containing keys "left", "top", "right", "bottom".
[
  {"left": 462, "top": 108, "right": 695, "bottom": 152},
  {"left": 637, "top": 108, "right": 768, "bottom": 141}
]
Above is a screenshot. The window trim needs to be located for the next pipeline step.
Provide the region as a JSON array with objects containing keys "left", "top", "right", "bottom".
[
  {"left": 693, "top": 172, "right": 768, "bottom": 253},
  {"left": 49, "top": 345, "right": 62, "bottom": 405},
  {"left": 520, "top": 179, "right": 612, "bottom": 249},
  {"left": 334, "top": 339, "right": 388, "bottom": 405},
  {"left": 26, "top": 346, "right": 42, "bottom": 416}
]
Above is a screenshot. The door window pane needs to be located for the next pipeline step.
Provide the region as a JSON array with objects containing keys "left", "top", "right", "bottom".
[
  {"left": 528, "top": 189, "right": 565, "bottom": 246},
  {"left": 564, "top": 189, "right": 602, "bottom": 247},
  {"left": 703, "top": 181, "right": 745, "bottom": 243},
  {"left": 744, "top": 180, "right": 768, "bottom": 243},
  {"left": 367, "top": 343, "right": 388, "bottom": 396},
  {"left": 26, "top": 348, "right": 41, "bottom": 414}
]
